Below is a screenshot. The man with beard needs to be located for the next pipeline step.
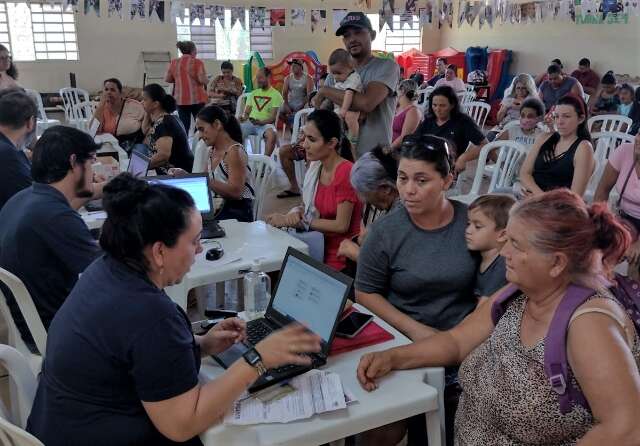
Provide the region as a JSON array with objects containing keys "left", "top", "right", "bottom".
[
  {"left": 0, "top": 126, "right": 101, "bottom": 352},
  {"left": 315, "top": 11, "right": 400, "bottom": 158},
  {"left": 0, "top": 88, "right": 38, "bottom": 211}
]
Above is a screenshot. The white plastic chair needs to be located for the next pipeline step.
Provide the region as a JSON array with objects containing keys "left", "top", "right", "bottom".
[
  {"left": 0, "top": 345, "right": 38, "bottom": 430},
  {"left": 583, "top": 157, "right": 606, "bottom": 204},
  {"left": 24, "top": 89, "right": 60, "bottom": 137},
  {"left": 291, "top": 107, "right": 313, "bottom": 144},
  {"left": 59, "top": 87, "right": 93, "bottom": 132},
  {"left": 587, "top": 114, "right": 633, "bottom": 134},
  {"left": 416, "top": 85, "right": 434, "bottom": 107},
  {"left": 591, "top": 131, "right": 635, "bottom": 165},
  {"left": 0, "top": 415, "right": 44, "bottom": 446},
  {"left": 290, "top": 108, "right": 313, "bottom": 186},
  {"left": 248, "top": 154, "right": 275, "bottom": 220},
  {"left": 235, "top": 93, "right": 248, "bottom": 120},
  {"left": 450, "top": 140, "right": 527, "bottom": 204},
  {"left": 94, "top": 134, "right": 129, "bottom": 172},
  {"left": 192, "top": 139, "right": 210, "bottom": 173},
  {"left": 0, "top": 269, "right": 47, "bottom": 357},
  {"left": 463, "top": 101, "right": 491, "bottom": 128},
  {"left": 457, "top": 89, "right": 476, "bottom": 107}
]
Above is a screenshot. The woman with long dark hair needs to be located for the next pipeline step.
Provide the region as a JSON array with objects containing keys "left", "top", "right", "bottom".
[
  {"left": 266, "top": 109, "right": 362, "bottom": 271},
  {"left": 141, "top": 83, "right": 193, "bottom": 173},
  {"left": 520, "top": 94, "right": 595, "bottom": 197},
  {"left": 194, "top": 105, "right": 255, "bottom": 222},
  {"left": 0, "top": 44, "right": 18, "bottom": 90}
]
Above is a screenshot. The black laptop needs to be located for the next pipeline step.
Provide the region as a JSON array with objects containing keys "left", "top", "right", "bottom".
[
  {"left": 127, "top": 150, "right": 151, "bottom": 178},
  {"left": 145, "top": 173, "right": 225, "bottom": 239},
  {"left": 213, "top": 248, "right": 352, "bottom": 393}
]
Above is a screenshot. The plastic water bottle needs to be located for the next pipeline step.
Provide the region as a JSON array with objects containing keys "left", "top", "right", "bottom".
[{"left": 243, "top": 260, "right": 271, "bottom": 320}]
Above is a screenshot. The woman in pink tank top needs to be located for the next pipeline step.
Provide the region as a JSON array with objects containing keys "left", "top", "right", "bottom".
[{"left": 391, "top": 79, "right": 422, "bottom": 150}]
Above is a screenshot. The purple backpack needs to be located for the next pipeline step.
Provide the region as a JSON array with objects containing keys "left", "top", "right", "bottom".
[{"left": 491, "top": 275, "right": 640, "bottom": 414}]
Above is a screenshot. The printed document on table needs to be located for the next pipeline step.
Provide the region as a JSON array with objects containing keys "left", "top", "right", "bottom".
[{"left": 224, "top": 370, "right": 347, "bottom": 425}]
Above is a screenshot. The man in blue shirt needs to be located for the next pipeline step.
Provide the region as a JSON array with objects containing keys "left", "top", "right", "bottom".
[
  {"left": 0, "top": 126, "right": 102, "bottom": 352},
  {"left": 0, "top": 88, "right": 38, "bottom": 211}
]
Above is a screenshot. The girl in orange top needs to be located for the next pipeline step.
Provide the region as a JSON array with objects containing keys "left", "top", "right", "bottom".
[{"left": 165, "top": 40, "right": 208, "bottom": 134}]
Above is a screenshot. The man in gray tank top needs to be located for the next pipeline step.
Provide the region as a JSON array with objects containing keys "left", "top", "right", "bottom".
[
  {"left": 315, "top": 12, "right": 400, "bottom": 158},
  {"left": 539, "top": 64, "right": 584, "bottom": 111}
]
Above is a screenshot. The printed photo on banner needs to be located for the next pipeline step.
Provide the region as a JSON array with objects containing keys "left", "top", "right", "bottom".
[
  {"left": 332, "top": 9, "right": 348, "bottom": 31},
  {"left": 231, "top": 6, "right": 245, "bottom": 29},
  {"left": 419, "top": 6, "right": 433, "bottom": 25},
  {"left": 107, "top": 0, "right": 122, "bottom": 18},
  {"left": 270, "top": 8, "right": 286, "bottom": 26},
  {"left": 210, "top": 5, "right": 224, "bottom": 26},
  {"left": 190, "top": 4, "right": 205, "bottom": 25},
  {"left": 310, "top": 9, "right": 327, "bottom": 33},
  {"left": 443, "top": 0, "right": 454, "bottom": 27},
  {"left": 84, "top": 0, "right": 100, "bottom": 16},
  {"left": 250, "top": 6, "right": 267, "bottom": 30},
  {"left": 148, "top": 0, "right": 164, "bottom": 22},
  {"left": 290, "top": 7, "right": 305, "bottom": 25},
  {"left": 64, "top": 0, "right": 79, "bottom": 12},
  {"left": 130, "top": 0, "right": 146, "bottom": 19},
  {"left": 170, "top": 0, "right": 184, "bottom": 23},
  {"left": 378, "top": 0, "right": 395, "bottom": 29}
]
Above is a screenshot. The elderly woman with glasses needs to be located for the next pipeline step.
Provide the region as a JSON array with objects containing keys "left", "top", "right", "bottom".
[
  {"left": 354, "top": 134, "right": 479, "bottom": 445},
  {"left": 487, "top": 73, "right": 540, "bottom": 141}
]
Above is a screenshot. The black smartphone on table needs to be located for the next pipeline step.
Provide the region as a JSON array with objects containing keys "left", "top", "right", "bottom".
[{"left": 335, "top": 311, "right": 374, "bottom": 338}]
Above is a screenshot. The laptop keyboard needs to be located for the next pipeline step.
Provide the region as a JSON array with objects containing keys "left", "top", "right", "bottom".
[
  {"left": 247, "top": 320, "right": 271, "bottom": 345},
  {"left": 246, "top": 320, "right": 312, "bottom": 375}
]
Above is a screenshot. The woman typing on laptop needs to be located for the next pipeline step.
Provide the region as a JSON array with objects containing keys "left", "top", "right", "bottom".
[{"left": 27, "top": 173, "right": 321, "bottom": 446}]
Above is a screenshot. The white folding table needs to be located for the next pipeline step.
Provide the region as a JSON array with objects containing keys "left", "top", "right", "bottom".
[
  {"left": 198, "top": 305, "right": 445, "bottom": 446},
  {"left": 164, "top": 220, "right": 309, "bottom": 309}
]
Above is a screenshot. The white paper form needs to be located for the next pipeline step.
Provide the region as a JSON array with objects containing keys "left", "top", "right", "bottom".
[{"left": 224, "top": 371, "right": 348, "bottom": 425}]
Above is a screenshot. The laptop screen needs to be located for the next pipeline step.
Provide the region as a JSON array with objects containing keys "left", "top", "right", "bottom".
[
  {"left": 128, "top": 152, "right": 150, "bottom": 178},
  {"left": 271, "top": 254, "right": 348, "bottom": 342},
  {"left": 147, "top": 176, "right": 211, "bottom": 214}
]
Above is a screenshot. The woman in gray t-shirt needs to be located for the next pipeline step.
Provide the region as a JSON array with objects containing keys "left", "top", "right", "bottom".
[
  {"left": 355, "top": 134, "right": 478, "bottom": 446},
  {"left": 356, "top": 134, "right": 477, "bottom": 338}
]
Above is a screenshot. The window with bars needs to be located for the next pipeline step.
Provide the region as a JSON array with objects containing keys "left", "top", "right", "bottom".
[
  {"left": 0, "top": 4, "right": 9, "bottom": 52},
  {"left": 368, "top": 13, "right": 422, "bottom": 56},
  {"left": 176, "top": 8, "right": 273, "bottom": 61},
  {"left": 1, "top": 2, "right": 78, "bottom": 61}
]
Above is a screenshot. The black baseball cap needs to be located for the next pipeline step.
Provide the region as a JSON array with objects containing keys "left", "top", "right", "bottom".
[{"left": 335, "top": 11, "right": 374, "bottom": 36}]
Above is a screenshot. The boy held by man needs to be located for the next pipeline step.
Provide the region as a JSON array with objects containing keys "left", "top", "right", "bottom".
[{"left": 465, "top": 194, "right": 516, "bottom": 299}]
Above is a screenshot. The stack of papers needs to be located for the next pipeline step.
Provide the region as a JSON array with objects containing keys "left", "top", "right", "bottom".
[{"left": 224, "top": 370, "right": 356, "bottom": 425}]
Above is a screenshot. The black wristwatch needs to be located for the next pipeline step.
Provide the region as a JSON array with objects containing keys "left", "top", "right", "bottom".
[{"left": 243, "top": 347, "right": 267, "bottom": 376}]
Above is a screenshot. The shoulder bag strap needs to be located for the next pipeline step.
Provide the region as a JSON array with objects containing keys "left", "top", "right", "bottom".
[
  {"left": 544, "top": 284, "right": 596, "bottom": 414},
  {"left": 617, "top": 159, "right": 637, "bottom": 209},
  {"left": 217, "top": 143, "right": 255, "bottom": 197},
  {"left": 490, "top": 284, "right": 520, "bottom": 325},
  {"left": 113, "top": 100, "right": 126, "bottom": 135}
]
